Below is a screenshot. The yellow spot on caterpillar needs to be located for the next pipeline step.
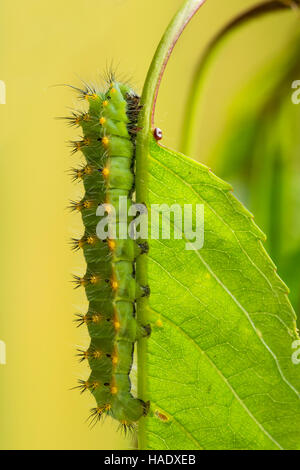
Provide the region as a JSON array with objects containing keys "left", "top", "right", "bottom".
[
  {"left": 89, "top": 275, "right": 99, "bottom": 285},
  {"left": 86, "top": 93, "right": 98, "bottom": 101},
  {"left": 102, "top": 167, "right": 110, "bottom": 178},
  {"left": 112, "top": 354, "right": 118, "bottom": 365},
  {"left": 102, "top": 100, "right": 109, "bottom": 107},
  {"left": 110, "top": 88, "right": 116, "bottom": 94},
  {"left": 111, "top": 386, "right": 118, "bottom": 395},
  {"left": 87, "top": 236, "right": 97, "bottom": 245},
  {"left": 113, "top": 308, "right": 120, "bottom": 331},
  {"left": 83, "top": 200, "right": 93, "bottom": 209},
  {"left": 156, "top": 319, "right": 163, "bottom": 328},
  {"left": 111, "top": 280, "right": 118, "bottom": 291},
  {"left": 84, "top": 165, "right": 93, "bottom": 175},
  {"left": 92, "top": 314, "right": 102, "bottom": 323},
  {"left": 102, "top": 136, "right": 109, "bottom": 148},
  {"left": 93, "top": 350, "right": 102, "bottom": 359},
  {"left": 99, "top": 117, "right": 106, "bottom": 125},
  {"left": 108, "top": 239, "right": 116, "bottom": 251}
]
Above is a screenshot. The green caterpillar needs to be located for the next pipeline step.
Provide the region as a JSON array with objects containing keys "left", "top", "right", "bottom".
[{"left": 67, "top": 78, "right": 150, "bottom": 431}]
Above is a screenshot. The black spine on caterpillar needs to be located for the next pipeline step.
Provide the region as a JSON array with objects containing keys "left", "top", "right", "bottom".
[{"left": 69, "top": 80, "right": 149, "bottom": 429}]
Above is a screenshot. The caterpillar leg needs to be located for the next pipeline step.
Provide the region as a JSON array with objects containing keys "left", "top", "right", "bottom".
[
  {"left": 134, "top": 282, "right": 151, "bottom": 300},
  {"left": 136, "top": 322, "right": 152, "bottom": 339},
  {"left": 135, "top": 241, "right": 149, "bottom": 256}
]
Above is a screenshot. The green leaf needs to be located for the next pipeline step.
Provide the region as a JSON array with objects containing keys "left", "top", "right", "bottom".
[
  {"left": 282, "top": 248, "right": 300, "bottom": 314},
  {"left": 141, "top": 138, "right": 300, "bottom": 450},
  {"left": 134, "top": 0, "right": 300, "bottom": 450}
]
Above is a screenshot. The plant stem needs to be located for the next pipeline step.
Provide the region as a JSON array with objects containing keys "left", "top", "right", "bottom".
[
  {"left": 135, "top": 0, "right": 207, "bottom": 450},
  {"left": 180, "top": 0, "right": 299, "bottom": 157}
]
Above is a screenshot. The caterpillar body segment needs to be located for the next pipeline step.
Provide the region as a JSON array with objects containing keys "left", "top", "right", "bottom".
[{"left": 69, "top": 79, "right": 149, "bottom": 429}]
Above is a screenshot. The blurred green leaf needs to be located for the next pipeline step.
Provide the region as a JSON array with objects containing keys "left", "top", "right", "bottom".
[
  {"left": 212, "top": 36, "right": 300, "bottom": 319},
  {"left": 181, "top": 0, "right": 297, "bottom": 157}
]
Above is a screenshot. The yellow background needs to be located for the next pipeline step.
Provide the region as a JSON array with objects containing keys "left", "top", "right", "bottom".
[{"left": 0, "top": 0, "right": 297, "bottom": 450}]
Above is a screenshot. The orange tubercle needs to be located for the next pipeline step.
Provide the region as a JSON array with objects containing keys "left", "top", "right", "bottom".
[
  {"left": 102, "top": 167, "right": 110, "bottom": 178},
  {"left": 93, "top": 350, "right": 102, "bottom": 359},
  {"left": 112, "top": 354, "right": 118, "bottom": 366},
  {"left": 85, "top": 93, "right": 98, "bottom": 101},
  {"left": 107, "top": 239, "right": 116, "bottom": 251},
  {"left": 92, "top": 314, "right": 102, "bottom": 323},
  {"left": 84, "top": 165, "right": 93, "bottom": 175},
  {"left": 89, "top": 275, "right": 100, "bottom": 285},
  {"left": 83, "top": 200, "right": 93, "bottom": 209},
  {"left": 87, "top": 236, "right": 97, "bottom": 245},
  {"left": 102, "top": 136, "right": 109, "bottom": 148}
]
